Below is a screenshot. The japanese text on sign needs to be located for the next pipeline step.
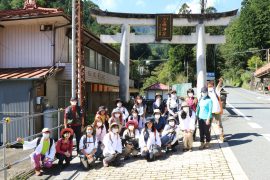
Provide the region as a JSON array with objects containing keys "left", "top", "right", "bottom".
[{"left": 155, "top": 15, "right": 173, "bottom": 41}]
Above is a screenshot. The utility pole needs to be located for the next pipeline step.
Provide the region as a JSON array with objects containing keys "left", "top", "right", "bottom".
[
  {"left": 71, "top": 0, "right": 76, "bottom": 99},
  {"left": 267, "top": 48, "right": 270, "bottom": 63},
  {"left": 201, "top": 0, "right": 207, "bottom": 14}
]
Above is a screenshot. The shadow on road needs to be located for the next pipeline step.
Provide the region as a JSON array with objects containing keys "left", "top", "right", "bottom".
[
  {"left": 225, "top": 107, "right": 253, "bottom": 118},
  {"left": 224, "top": 133, "right": 262, "bottom": 147}
]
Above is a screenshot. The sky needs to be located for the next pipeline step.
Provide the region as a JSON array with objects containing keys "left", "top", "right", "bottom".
[{"left": 92, "top": 0, "right": 242, "bottom": 14}]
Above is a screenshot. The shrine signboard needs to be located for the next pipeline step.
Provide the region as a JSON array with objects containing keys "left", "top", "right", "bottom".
[{"left": 155, "top": 14, "right": 173, "bottom": 41}]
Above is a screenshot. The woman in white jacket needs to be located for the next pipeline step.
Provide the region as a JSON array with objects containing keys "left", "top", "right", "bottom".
[
  {"left": 179, "top": 102, "right": 196, "bottom": 152},
  {"left": 139, "top": 117, "right": 161, "bottom": 161},
  {"left": 17, "top": 128, "right": 56, "bottom": 176},
  {"left": 103, "top": 122, "right": 122, "bottom": 167}
]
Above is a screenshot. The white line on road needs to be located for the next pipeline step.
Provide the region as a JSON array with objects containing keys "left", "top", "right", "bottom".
[
  {"left": 262, "top": 134, "right": 270, "bottom": 142},
  {"left": 256, "top": 96, "right": 262, "bottom": 99},
  {"left": 247, "top": 122, "right": 262, "bottom": 129},
  {"left": 227, "top": 102, "right": 251, "bottom": 121}
]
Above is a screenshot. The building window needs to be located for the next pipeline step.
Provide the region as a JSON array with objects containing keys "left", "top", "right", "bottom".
[
  {"left": 68, "top": 39, "right": 72, "bottom": 62},
  {"left": 109, "top": 60, "right": 114, "bottom": 74},
  {"left": 104, "top": 57, "right": 110, "bottom": 73},
  {"left": 97, "top": 53, "right": 103, "bottom": 71},
  {"left": 58, "top": 81, "right": 71, "bottom": 108},
  {"left": 115, "top": 62, "right": 119, "bottom": 76},
  {"left": 84, "top": 47, "right": 90, "bottom": 67},
  {"left": 89, "top": 49, "right": 96, "bottom": 69}
]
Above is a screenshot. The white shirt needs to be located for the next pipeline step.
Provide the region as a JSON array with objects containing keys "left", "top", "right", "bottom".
[
  {"left": 117, "top": 106, "right": 129, "bottom": 121},
  {"left": 179, "top": 110, "right": 196, "bottom": 131},
  {"left": 103, "top": 132, "right": 122, "bottom": 155},
  {"left": 95, "top": 125, "right": 106, "bottom": 143},
  {"left": 122, "top": 129, "right": 140, "bottom": 139},
  {"left": 23, "top": 137, "right": 56, "bottom": 160},
  {"left": 208, "top": 90, "right": 221, "bottom": 114},
  {"left": 139, "top": 129, "right": 161, "bottom": 152},
  {"left": 79, "top": 135, "right": 97, "bottom": 154}
]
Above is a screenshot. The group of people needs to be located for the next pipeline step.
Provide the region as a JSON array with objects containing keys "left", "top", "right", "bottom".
[{"left": 17, "top": 79, "right": 225, "bottom": 176}]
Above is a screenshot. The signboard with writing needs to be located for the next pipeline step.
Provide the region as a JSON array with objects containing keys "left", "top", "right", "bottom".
[
  {"left": 207, "top": 72, "right": 215, "bottom": 81},
  {"left": 155, "top": 14, "right": 173, "bottom": 41}
]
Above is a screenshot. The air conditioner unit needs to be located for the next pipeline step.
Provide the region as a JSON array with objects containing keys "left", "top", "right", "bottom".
[{"left": 40, "top": 24, "right": 53, "bottom": 31}]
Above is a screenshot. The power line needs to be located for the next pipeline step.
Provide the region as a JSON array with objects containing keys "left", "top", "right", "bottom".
[{"left": 223, "top": 48, "right": 268, "bottom": 57}]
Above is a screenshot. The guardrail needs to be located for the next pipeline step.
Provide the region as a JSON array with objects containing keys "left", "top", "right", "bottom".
[{"left": 0, "top": 109, "right": 64, "bottom": 180}]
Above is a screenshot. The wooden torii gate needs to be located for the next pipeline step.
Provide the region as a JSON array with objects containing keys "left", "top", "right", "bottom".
[{"left": 91, "top": 9, "right": 237, "bottom": 102}]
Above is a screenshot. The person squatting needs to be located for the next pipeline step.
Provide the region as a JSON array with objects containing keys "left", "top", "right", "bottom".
[{"left": 17, "top": 85, "right": 224, "bottom": 176}]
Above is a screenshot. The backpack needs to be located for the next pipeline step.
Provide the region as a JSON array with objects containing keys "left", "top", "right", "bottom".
[
  {"left": 36, "top": 137, "right": 53, "bottom": 155},
  {"left": 66, "top": 106, "right": 82, "bottom": 124},
  {"left": 82, "top": 135, "right": 96, "bottom": 149}
]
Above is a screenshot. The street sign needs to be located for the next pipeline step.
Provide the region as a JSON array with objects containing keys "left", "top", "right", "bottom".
[
  {"left": 155, "top": 14, "right": 173, "bottom": 41},
  {"left": 207, "top": 72, "right": 215, "bottom": 80}
]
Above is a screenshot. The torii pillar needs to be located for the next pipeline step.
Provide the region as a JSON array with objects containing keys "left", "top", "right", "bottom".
[{"left": 91, "top": 9, "right": 237, "bottom": 101}]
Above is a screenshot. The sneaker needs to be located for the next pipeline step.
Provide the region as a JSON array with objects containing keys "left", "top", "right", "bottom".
[
  {"left": 182, "top": 148, "right": 188, "bottom": 152},
  {"left": 199, "top": 143, "right": 205, "bottom": 150},
  {"left": 103, "top": 159, "right": 109, "bottom": 167},
  {"left": 220, "top": 135, "right": 225, "bottom": 142},
  {"left": 204, "top": 142, "right": 211, "bottom": 149},
  {"left": 35, "top": 170, "right": 42, "bottom": 176},
  {"left": 189, "top": 148, "right": 193, "bottom": 152}
]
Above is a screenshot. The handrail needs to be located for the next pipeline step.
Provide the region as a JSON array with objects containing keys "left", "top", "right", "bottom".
[
  {"left": 0, "top": 109, "right": 64, "bottom": 124},
  {"left": 0, "top": 109, "right": 65, "bottom": 179}
]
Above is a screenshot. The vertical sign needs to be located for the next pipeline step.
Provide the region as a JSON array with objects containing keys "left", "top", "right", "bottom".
[{"left": 155, "top": 14, "right": 173, "bottom": 41}]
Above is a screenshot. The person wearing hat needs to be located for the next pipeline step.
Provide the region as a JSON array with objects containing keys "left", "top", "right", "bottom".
[
  {"left": 153, "top": 109, "right": 166, "bottom": 134},
  {"left": 127, "top": 108, "right": 141, "bottom": 131},
  {"left": 109, "top": 108, "right": 124, "bottom": 131},
  {"left": 139, "top": 117, "right": 161, "bottom": 161},
  {"left": 179, "top": 102, "right": 196, "bottom": 152},
  {"left": 103, "top": 122, "right": 122, "bottom": 167},
  {"left": 166, "top": 90, "right": 182, "bottom": 124},
  {"left": 17, "top": 128, "right": 56, "bottom": 176},
  {"left": 56, "top": 128, "right": 74, "bottom": 168},
  {"left": 208, "top": 80, "right": 225, "bottom": 142},
  {"left": 152, "top": 93, "right": 167, "bottom": 115},
  {"left": 122, "top": 119, "right": 140, "bottom": 159},
  {"left": 114, "top": 98, "right": 129, "bottom": 122},
  {"left": 196, "top": 87, "right": 213, "bottom": 149},
  {"left": 95, "top": 106, "right": 110, "bottom": 131},
  {"left": 161, "top": 116, "right": 180, "bottom": 152},
  {"left": 64, "top": 97, "right": 84, "bottom": 154}
]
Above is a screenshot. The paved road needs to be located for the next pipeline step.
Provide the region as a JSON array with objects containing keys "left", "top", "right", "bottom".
[{"left": 224, "top": 87, "right": 270, "bottom": 180}]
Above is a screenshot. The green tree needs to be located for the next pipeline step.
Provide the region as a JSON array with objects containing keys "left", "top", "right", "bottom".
[{"left": 247, "top": 55, "right": 265, "bottom": 71}]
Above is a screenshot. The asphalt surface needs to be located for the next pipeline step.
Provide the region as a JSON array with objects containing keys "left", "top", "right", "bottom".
[{"left": 223, "top": 87, "right": 270, "bottom": 180}]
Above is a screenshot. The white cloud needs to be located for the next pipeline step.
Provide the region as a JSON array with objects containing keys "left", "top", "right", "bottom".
[
  {"left": 186, "top": 0, "right": 220, "bottom": 14},
  {"left": 136, "top": 0, "right": 146, "bottom": 7},
  {"left": 98, "top": 0, "right": 119, "bottom": 11},
  {"left": 165, "top": 3, "right": 178, "bottom": 13}
]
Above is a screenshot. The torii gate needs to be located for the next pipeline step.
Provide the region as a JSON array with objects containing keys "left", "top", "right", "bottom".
[{"left": 91, "top": 9, "right": 237, "bottom": 102}]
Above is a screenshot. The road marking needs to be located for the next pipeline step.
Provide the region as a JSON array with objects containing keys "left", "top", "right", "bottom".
[
  {"left": 227, "top": 102, "right": 251, "bottom": 121},
  {"left": 247, "top": 122, "right": 262, "bottom": 129},
  {"left": 256, "top": 96, "right": 262, "bottom": 99},
  {"left": 262, "top": 134, "right": 270, "bottom": 142}
]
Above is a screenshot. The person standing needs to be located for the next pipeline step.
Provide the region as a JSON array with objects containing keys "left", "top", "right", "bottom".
[
  {"left": 64, "top": 97, "right": 84, "bottom": 154},
  {"left": 17, "top": 128, "right": 56, "bottom": 176},
  {"left": 133, "top": 95, "right": 147, "bottom": 129},
  {"left": 56, "top": 128, "right": 74, "bottom": 168},
  {"left": 167, "top": 90, "right": 181, "bottom": 124},
  {"left": 152, "top": 93, "right": 167, "bottom": 116},
  {"left": 196, "top": 87, "right": 213, "bottom": 149},
  {"left": 185, "top": 88, "right": 198, "bottom": 141},
  {"left": 208, "top": 79, "right": 225, "bottom": 142},
  {"left": 114, "top": 98, "right": 129, "bottom": 124},
  {"left": 179, "top": 102, "right": 196, "bottom": 152},
  {"left": 95, "top": 106, "right": 110, "bottom": 131}
]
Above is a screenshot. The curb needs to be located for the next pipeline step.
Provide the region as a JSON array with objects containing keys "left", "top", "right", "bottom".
[{"left": 212, "top": 124, "right": 249, "bottom": 180}]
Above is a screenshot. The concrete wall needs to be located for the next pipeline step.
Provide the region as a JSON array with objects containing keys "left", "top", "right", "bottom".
[{"left": 45, "top": 77, "right": 58, "bottom": 109}]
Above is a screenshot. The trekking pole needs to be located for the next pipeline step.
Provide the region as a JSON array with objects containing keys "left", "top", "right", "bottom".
[
  {"left": 2, "top": 117, "right": 8, "bottom": 180},
  {"left": 58, "top": 110, "right": 61, "bottom": 139}
]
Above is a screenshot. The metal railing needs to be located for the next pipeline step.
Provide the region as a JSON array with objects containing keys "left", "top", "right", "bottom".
[{"left": 0, "top": 109, "right": 64, "bottom": 180}]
